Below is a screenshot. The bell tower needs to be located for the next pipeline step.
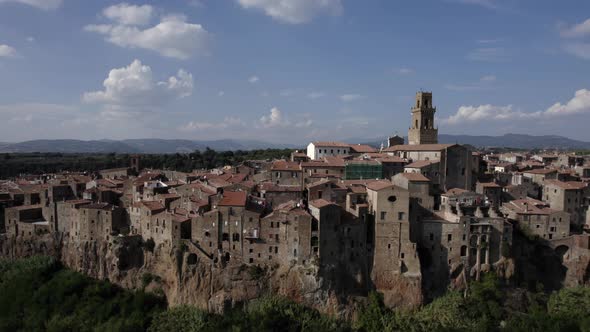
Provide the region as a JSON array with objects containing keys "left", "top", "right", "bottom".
[{"left": 408, "top": 91, "right": 438, "bottom": 145}]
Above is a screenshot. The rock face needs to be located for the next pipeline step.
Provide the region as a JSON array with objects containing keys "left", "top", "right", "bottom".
[{"left": 0, "top": 233, "right": 422, "bottom": 316}]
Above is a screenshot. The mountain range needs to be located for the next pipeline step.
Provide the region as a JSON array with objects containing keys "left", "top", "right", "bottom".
[{"left": 0, "top": 134, "right": 588, "bottom": 153}]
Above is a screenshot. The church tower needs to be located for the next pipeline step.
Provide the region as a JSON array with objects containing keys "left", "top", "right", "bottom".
[{"left": 408, "top": 91, "right": 438, "bottom": 145}]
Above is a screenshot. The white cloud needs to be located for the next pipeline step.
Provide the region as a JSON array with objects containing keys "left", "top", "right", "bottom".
[
  {"left": 103, "top": 3, "right": 154, "bottom": 26},
  {"left": 480, "top": 75, "right": 496, "bottom": 82},
  {"left": 26, "top": 36, "right": 34, "bottom": 42},
  {"left": 236, "top": 0, "right": 343, "bottom": 24},
  {"left": 307, "top": 91, "right": 325, "bottom": 99},
  {"left": 466, "top": 47, "right": 508, "bottom": 62},
  {"left": 180, "top": 116, "right": 244, "bottom": 131},
  {"left": 340, "top": 94, "right": 364, "bottom": 102},
  {"left": 442, "top": 89, "right": 590, "bottom": 124},
  {"left": 248, "top": 75, "right": 259, "bottom": 83},
  {"left": 396, "top": 68, "right": 414, "bottom": 74},
  {"left": 0, "top": 0, "right": 62, "bottom": 10},
  {"left": 450, "top": 0, "right": 497, "bottom": 9},
  {"left": 83, "top": 59, "right": 193, "bottom": 108},
  {"left": 85, "top": 11, "right": 210, "bottom": 60},
  {"left": 259, "top": 107, "right": 287, "bottom": 127},
  {"left": 563, "top": 42, "right": 590, "bottom": 60},
  {"left": 545, "top": 89, "right": 590, "bottom": 116},
  {"left": 560, "top": 18, "right": 590, "bottom": 38},
  {"left": 218, "top": 91, "right": 225, "bottom": 97},
  {"left": 0, "top": 44, "right": 17, "bottom": 57}
]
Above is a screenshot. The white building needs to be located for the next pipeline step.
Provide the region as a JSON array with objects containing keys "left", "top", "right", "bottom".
[{"left": 306, "top": 141, "right": 351, "bottom": 160}]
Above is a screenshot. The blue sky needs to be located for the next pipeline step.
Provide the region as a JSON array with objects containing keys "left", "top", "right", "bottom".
[{"left": 0, "top": 0, "right": 589, "bottom": 144}]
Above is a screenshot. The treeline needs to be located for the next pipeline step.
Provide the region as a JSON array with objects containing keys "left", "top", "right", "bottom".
[
  {"left": 3, "top": 256, "right": 590, "bottom": 331},
  {"left": 0, "top": 148, "right": 294, "bottom": 178}
]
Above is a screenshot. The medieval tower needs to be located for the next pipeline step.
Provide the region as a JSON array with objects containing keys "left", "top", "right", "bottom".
[{"left": 408, "top": 91, "right": 438, "bottom": 145}]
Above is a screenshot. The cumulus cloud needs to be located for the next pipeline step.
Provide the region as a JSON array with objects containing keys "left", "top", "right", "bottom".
[
  {"left": 85, "top": 7, "right": 210, "bottom": 60},
  {"left": 83, "top": 59, "right": 193, "bottom": 108},
  {"left": 563, "top": 42, "right": 590, "bottom": 60},
  {"left": 103, "top": 3, "right": 154, "bottom": 26},
  {"left": 248, "top": 75, "right": 259, "bottom": 83},
  {"left": 257, "top": 107, "right": 313, "bottom": 128},
  {"left": 442, "top": 89, "right": 590, "bottom": 125},
  {"left": 340, "top": 94, "right": 364, "bottom": 102},
  {"left": 0, "top": 0, "right": 62, "bottom": 10},
  {"left": 560, "top": 18, "right": 590, "bottom": 38},
  {"left": 259, "top": 107, "right": 287, "bottom": 127},
  {"left": 0, "top": 44, "right": 17, "bottom": 57},
  {"left": 236, "top": 0, "right": 343, "bottom": 24}
]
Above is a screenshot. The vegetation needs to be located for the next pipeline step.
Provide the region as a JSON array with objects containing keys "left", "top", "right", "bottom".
[
  {"left": 0, "top": 256, "right": 165, "bottom": 332},
  {"left": 4, "top": 257, "right": 590, "bottom": 331},
  {"left": 0, "top": 148, "right": 295, "bottom": 178}
]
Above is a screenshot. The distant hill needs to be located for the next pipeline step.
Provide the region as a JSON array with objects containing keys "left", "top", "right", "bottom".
[
  {"left": 0, "top": 139, "right": 297, "bottom": 153},
  {"left": 359, "top": 133, "right": 590, "bottom": 150}
]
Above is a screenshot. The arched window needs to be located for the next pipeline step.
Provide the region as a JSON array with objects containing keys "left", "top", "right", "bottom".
[{"left": 415, "top": 120, "right": 418, "bottom": 128}]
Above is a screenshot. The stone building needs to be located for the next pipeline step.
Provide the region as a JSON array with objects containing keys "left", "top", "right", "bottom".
[
  {"left": 385, "top": 144, "right": 472, "bottom": 192},
  {"left": 501, "top": 198, "right": 569, "bottom": 240},
  {"left": 476, "top": 182, "right": 502, "bottom": 209},
  {"left": 408, "top": 92, "right": 438, "bottom": 145},
  {"left": 542, "top": 180, "right": 589, "bottom": 229},
  {"left": 270, "top": 161, "right": 302, "bottom": 187}
]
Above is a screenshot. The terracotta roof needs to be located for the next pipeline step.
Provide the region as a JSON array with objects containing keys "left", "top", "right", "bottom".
[
  {"left": 505, "top": 198, "right": 555, "bottom": 215},
  {"left": 366, "top": 180, "right": 394, "bottom": 191},
  {"left": 271, "top": 161, "right": 301, "bottom": 171},
  {"left": 311, "top": 141, "right": 351, "bottom": 148},
  {"left": 443, "top": 188, "right": 469, "bottom": 196},
  {"left": 401, "top": 173, "right": 430, "bottom": 182},
  {"left": 384, "top": 144, "right": 455, "bottom": 152},
  {"left": 349, "top": 144, "right": 377, "bottom": 153},
  {"left": 405, "top": 160, "right": 438, "bottom": 168},
  {"left": 523, "top": 168, "right": 557, "bottom": 175},
  {"left": 376, "top": 156, "right": 406, "bottom": 163},
  {"left": 218, "top": 191, "right": 247, "bottom": 206},
  {"left": 141, "top": 201, "right": 166, "bottom": 211},
  {"left": 479, "top": 182, "right": 501, "bottom": 188},
  {"left": 259, "top": 183, "right": 302, "bottom": 192},
  {"left": 308, "top": 199, "right": 336, "bottom": 208},
  {"left": 544, "top": 180, "right": 587, "bottom": 190},
  {"left": 81, "top": 203, "right": 112, "bottom": 210},
  {"left": 323, "top": 156, "right": 347, "bottom": 167}
]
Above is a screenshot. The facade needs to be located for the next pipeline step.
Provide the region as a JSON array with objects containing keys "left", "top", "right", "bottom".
[{"left": 306, "top": 142, "right": 351, "bottom": 160}]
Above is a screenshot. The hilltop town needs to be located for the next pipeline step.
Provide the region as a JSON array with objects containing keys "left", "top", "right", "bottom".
[{"left": 1, "top": 92, "right": 590, "bottom": 313}]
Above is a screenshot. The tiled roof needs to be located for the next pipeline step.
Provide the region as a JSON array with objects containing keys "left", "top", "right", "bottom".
[
  {"left": 443, "top": 188, "right": 469, "bottom": 196},
  {"left": 401, "top": 173, "right": 430, "bottom": 182},
  {"left": 544, "top": 180, "right": 587, "bottom": 190},
  {"left": 311, "top": 141, "right": 351, "bottom": 148},
  {"left": 349, "top": 144, "right": 377, "bottom": 153},
  {"left": 479, "top": 182, "right": 501, "bottom": 188},
  {"left": 218, "top": 191, "right": 247, "bottom": 206},
  {"left": 384, "top": 144, "right": 455, "bottom": 152},
  {"left": 308, "top": 199, "right": 335, "bottom": 208},
  {"left": 405, "top": 160, "right": 438, "bottom": 168},
  {"left": 141, "top": 201, "right": 166, "bottom": 211},
  {"left": 271, "top": 161, "right": 301, "bottom": 171},
  {"left": 366, "top": 180, "right": 394, "bottom": 191},
  {"left": 523, "top": 168, "right": 557, "bottom": 175}
]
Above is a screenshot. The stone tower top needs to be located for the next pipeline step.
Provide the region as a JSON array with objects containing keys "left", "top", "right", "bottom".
[{"left": 408, "top": 91, "right": 438, "bottom": 145}]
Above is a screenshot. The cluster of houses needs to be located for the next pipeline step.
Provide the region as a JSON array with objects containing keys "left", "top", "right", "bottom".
[{"left": 1, "top": 92, "right": 589, "bottom": 304}]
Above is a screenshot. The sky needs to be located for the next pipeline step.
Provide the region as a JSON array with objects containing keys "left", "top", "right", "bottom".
[{"left": 0, "top": 0, "right": 589, "bottom": 144}]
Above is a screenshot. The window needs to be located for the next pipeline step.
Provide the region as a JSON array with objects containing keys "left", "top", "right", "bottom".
[
  {"left": 380, "top": 211, "right": 386, "bottom": 220},
  {"left": 447, "top": 234, "right": 452, "bottom": 242},
  {"left": 398, "top": 212, "right": 405, "bottom": 220},
  {"left": 429, "top": 233, "right": 434, "bottom": 241}
]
